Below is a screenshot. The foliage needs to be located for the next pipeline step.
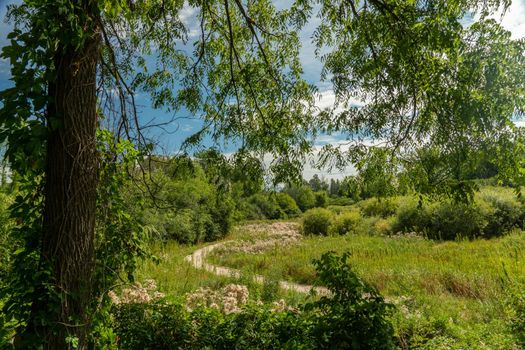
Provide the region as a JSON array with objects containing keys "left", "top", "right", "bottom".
[
  {"left": 284, "top": 184, "right": 316, "bottom": 212},
  {"left": 114, "top": 297, "right": 311, "bottom": 350},
  {"left": 0, "top": 0, "right": 317, "bottom": 344},
  {"left": 313, "top": 0, "right": 525, "bottom": 199},
  {"left": 308, "top": 174, "right": 328, "bottom": 192},
  {"left": 134, "top": 158, "right": 235, "bottom": 244},
  {"left": 355, "top": 148, "right": 398, "bottom": 199},
  {"left": 113, "top": 252, "right": 395, "bottom": 349},
  {"left": 302, "top": 208, "right": 334, "bottom": 236},
  {"left": 209, "top": 225, "right": 525, "bottom": 348},
  {"left": 330, "top": 210, "right": 362, "bottom": 235},
  {"left": 274, "top": 192, "right": 302, "bottom": 218},
  {"left": 314, "top": 191, "right": 328, "bottom": 208},
  {"left": 327, "top": 196, "right": 355, "bottom": 207},
  {"left": 95, "top": 130, "right": 149, "bottom": 285},
  {"left": 340, "top": 176, "right": 361, "bottom": 201},
  {"left": 243, "top": 192, "right": 301, "bottom": 220},
  {"left": 393, "top": 187, "right": 525, "bottom": 239},
  {"left": 0, "top": 189, "right": 14, "bottom": 286},
  {"left": 307, "top": 252, "right": 395, "bottom": 349},
  {"left": 358, "top": 197, "right": 400, "bottom": 218}
]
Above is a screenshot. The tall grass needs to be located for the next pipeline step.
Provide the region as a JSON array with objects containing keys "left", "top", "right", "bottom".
[{"left": 134, "top": 239, "right": 309, "bottom": 305}]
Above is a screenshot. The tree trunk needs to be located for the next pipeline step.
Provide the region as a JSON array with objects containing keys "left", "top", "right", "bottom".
[{"left": 26, "top": 12, "right": 101, "bottom": 349}]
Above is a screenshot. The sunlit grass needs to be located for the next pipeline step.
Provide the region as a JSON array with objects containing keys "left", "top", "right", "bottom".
[
  {"left": 135, "top": 220, "right": 525, "bottom": 348},
  {"left": 207, "top": 228, "right": 525, "bottom": 336},
  {"left": 134, "top": 237, "right": 309, "bottom": 305},
  {"left": 210, "top": 230, "right": 525, "bottom": 296}
]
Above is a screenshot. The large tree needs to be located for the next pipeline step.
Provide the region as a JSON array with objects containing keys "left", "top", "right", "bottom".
[
  {"left": 312, "top": 0, "right": 525, "bottom": 198},
  {"left": 0, "top": 0, "right": 313, "bottom": 348}
]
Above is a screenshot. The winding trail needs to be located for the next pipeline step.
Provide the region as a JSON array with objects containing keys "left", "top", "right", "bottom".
[{"left": 185, "top": 224, "right": 329, "bottom": 295}]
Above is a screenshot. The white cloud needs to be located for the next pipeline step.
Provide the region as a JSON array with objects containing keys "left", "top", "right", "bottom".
[
  {"left": 493, "top": 0, "right": 525, "bottom": 38},
  {"left": 472, "top": 0, "right": 525, "bottom": 38},
  {"left": 315, "top": 89, "right": 366, "bottom": 113}
]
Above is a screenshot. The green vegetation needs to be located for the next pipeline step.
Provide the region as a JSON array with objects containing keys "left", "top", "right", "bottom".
[
  {"left": 1, "top": 0, "right": 525, "bottom": 347},
  {"left": 209, "top": 226, "right": 525, "bottom": 348},
  {"left": 114, "top": 251, "right": 395, "bottom": 350},
  {"left": 302, "top": 208, "right": 334, "bottom": 236}
]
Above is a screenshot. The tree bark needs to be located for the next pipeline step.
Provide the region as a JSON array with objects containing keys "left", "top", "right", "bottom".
[{"left": 25, "top": 9, "right": 101, "bottom": 348}]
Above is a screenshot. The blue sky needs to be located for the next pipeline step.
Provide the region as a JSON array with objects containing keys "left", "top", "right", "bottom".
[{"left": 1, "top": 0, "right": 525, "bottom": 178}]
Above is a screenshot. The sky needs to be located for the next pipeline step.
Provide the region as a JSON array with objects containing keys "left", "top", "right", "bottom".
[{"left": 0, "top": 0, "right": 525, "bottom": 179}]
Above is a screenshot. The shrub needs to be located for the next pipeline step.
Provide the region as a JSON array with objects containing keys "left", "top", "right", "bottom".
[
  {"left": 374, "top": 217, "right": 395, "bottom": 236},
  {"left": 274, "top": 192, "right": 301, "bottom": 218},
  {"left": 330, "top": 210, "right": 362, "bottom": 235},
  {"left": 236, "top": 199, "right": 265, "bottom": 220},
  {"left": 327, "top": 205, "right": 355, "bottom": 215},
  {"left": 284, "top": 185, "right": 316, "bottom": 212},
  {"left": 428, "top": 201, "right": 489, "bottom": 240},
  {"left": 307, "top": 252, "right": 396, "bottom": 349},
  {"left": 392, "top": 198, "right": 430, "bottom": 234},
  {"left": 478, "top": 187, "right": 524, "bottom": 237},
  {"left": 393, "top": 199, "right": 488, "bottom": 240},
  {"left": 302, "top": 208, "right": 334, "bottom": 236},
  {"left": 136, "top": 166, "right": 235, "bottom": 244},
  {"left": 246, "top": 192, "right": 301, "bottom": 220},
  {"left": 207, "top": 195, "right": 235, "bottom": 240},
  {"left": 327, "top": 196, "right": 355, "bottom": 206},
  {"left": 164, "top": 209, "right": 198, "bottom": 244},
  {"left": 391, "top": 187, "right": 525, "bottom": 240},
  {"left": 358, "top": 197, "right": 400, "bottom": 218},
  {"left": 249, "top": 193, "right": 282, "bottom": 219},
  {"left": 113, "top": 299, "right": 315, "bottom": 350},
  {"left": 314, "top": 191, "right": 329, "bottom": 208}
]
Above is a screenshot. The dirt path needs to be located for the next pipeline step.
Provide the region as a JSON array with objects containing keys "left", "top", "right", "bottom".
[{"left": 185, "top": 223, "right": 329, "bottom": 295}]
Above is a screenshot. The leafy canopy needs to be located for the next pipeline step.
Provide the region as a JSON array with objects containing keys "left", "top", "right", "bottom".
[{"left": 311, "top": 0, "right": 525, "bottom": 199}]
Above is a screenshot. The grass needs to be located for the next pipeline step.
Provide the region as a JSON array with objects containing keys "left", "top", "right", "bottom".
[
  {"left": 134, "top": 237, "right": 309, "bottom": 306},
  {"left": 206, "top": 227, "right": 525, "bottom": 348},
  {"left": 209, "top": 231, "right": 525, "bottom": 296}
]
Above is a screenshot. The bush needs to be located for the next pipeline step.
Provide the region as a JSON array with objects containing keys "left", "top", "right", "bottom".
[
  {"left": 246, "top": 192, "right": 300, "bottom": 220},
  {"left": 302, "top": 208, "right": 334, "bottom": 236},
  {"left": 114, "top": 297, "right": 310, "bottom": 350},
  {"left": 358, "top": 197, "right": 400, "bottom": 218},
  {"left": 284, "top": 185, "right": 316, "bottom": 212},
  {"left": 249, "top": 193, "right": 282, "bottom": 219},
  {"left": 478, "top": 187, "right": 524, "bottom": 237},
  {"left": 327, "top": 196, "right": 355, "bottom": 207},
  {"left": 314, "top": 191, "right": 328, "bottom": 208},
  {"left": 428, "top": 201, "right": 489, "bottom": 240},
  {"left": 392, "top": 198, "right": 429, "bottom": 234},
  {"left": 330, "top": 210, "right": 362, "bottom": 235},
  {"left": 391, "top": 187, "right": 525, "bottom": 240},
  {"left": 136, "top": 165, "right": 235, "bottom": 244},
  {"left": 327, "top": 205, "right": 355, "bottom": 215},
  {"left": 274, "top": 192, "right": 301, "bottom": 218},
  {"left": 393, "top": 199, "right": 487, "bottom": 240},
  {"left": 307, "top": 252, "right": 396, "bottom": 349},
  {"left": 373, "top": 217, "right": 395, "bottom": 235}
]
